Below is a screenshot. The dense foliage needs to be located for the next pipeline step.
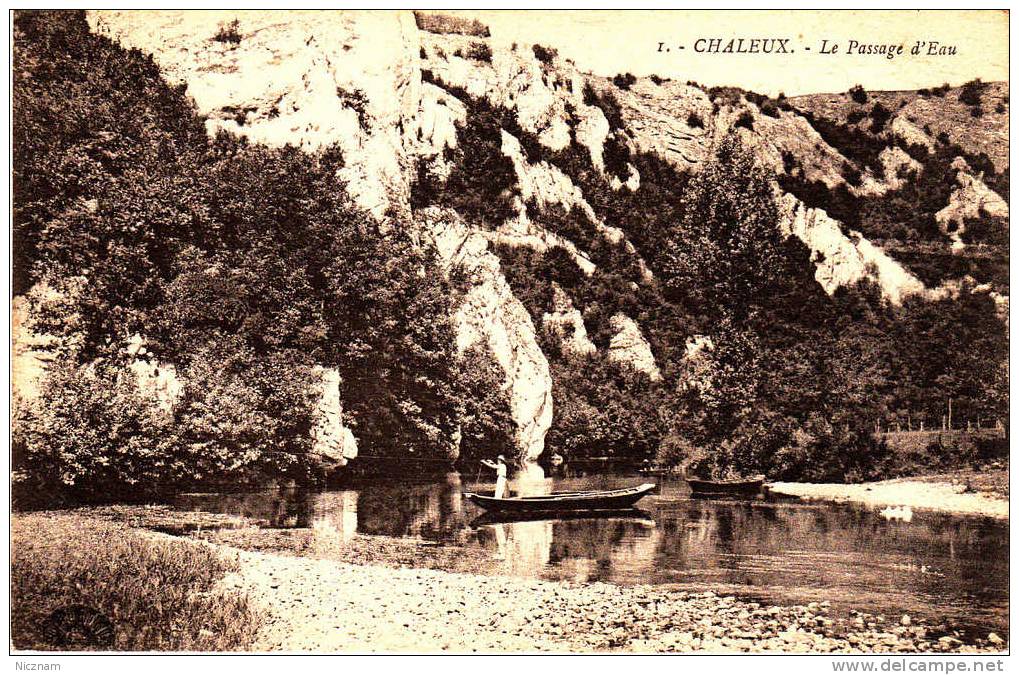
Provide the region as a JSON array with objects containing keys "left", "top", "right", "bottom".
[
  {"left": 12, "top": 12, "right": 1008, "bottom": 497},
  {"left": 13, "top": 11, "right": 507, "bottom": 501}
]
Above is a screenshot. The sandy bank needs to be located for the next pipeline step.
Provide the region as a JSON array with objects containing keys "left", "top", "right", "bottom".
[
  {"left": 768, "top": 479, "right": 1008, "bottom": 520},
  {"left": 205, "top": 540, "right": 1003, "bottom": 654}
]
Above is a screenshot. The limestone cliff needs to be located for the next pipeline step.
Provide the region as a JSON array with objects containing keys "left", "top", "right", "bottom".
[
  {"left": 420, "top": 207, "right": 553, "bottom": 462},
  {"left": 80, "top": 9, "right": 1004, "bottom": 464}
]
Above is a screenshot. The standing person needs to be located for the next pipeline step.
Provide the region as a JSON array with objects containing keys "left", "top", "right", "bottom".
[{"left": 481, "top": 455, "right": 509, "bottom": 498}]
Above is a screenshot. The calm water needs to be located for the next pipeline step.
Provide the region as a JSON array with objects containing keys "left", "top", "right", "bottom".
[{"left": 173, "top": 472, "right": 1008, "bottom": 637}]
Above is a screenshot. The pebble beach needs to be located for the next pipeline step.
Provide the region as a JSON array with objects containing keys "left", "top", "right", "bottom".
[{"left": 196, "top": 533, "right": 1006, "bottom": 654}]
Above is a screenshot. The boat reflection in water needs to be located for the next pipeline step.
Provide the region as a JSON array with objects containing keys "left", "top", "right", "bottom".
[{"left": 471, "top": 465, "right": 658, "bottom": 579}]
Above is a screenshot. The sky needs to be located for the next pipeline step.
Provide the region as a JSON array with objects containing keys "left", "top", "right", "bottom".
[{"left": 452, "top": 10, "right": 1008, "bottom": 96}]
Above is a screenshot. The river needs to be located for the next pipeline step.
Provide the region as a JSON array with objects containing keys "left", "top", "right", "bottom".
[{"left": 171, "top": 472, "right": 1008, "bottom": 639}]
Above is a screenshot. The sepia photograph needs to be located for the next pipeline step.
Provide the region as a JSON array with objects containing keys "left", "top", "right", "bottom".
[{"left": 7, "top": 7, "right": 1011, "bottom": 660}]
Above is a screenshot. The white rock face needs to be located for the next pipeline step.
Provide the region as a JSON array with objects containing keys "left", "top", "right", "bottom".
[
  {"left": 311, "top": 368, "right": 359, "bottom": 467},
  {"left": 421, "top": 208, "right": 552, "bottom": 463},
  {"left": 879, "top": 146, "right": 923, "bottom": 191},
  {"left": 11, "top": 294, "right": 59, "bottom": 404},
  {"left": 936, "top": 169, "right": 1009, "bottom": 247},
  {"left": 777, "top": 194, "right": 927, "bottom": 304},
  {"left": 90, "top": 10, "right": 421, "bottom": 220},
  {"left": 542, "top": 284, "right": 596, "bottom": 356},
  {"left": 606, "top": 314, "right": 661, "bottom": 381},
  {"left": 890, "top": 116, "right": 934, "bottom": 151},
  {"left": 125, "top": 335, "right": 184, "bottom": 412},
  {"left": 92, "top": 10, "right": 556, "bottom": 462}
]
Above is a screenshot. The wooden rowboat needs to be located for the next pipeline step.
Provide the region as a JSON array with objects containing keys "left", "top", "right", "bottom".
[
  {"left": 465, "top": 483, "right": 656, "bottom": 513},
  {"left": 686, "top": 474, "right": 765, "bottom": 498}
]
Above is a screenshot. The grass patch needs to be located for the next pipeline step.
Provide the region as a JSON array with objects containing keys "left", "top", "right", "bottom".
[{"left": 11, "top": 512, "right": 262, "bottom": 651}]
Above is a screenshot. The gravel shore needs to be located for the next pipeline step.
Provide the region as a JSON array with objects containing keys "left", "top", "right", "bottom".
[
  {"left": 768, "top": 478, "right": 1009, "bottom": 520},
  {"left": 201, "top": 538, "right": 1004, "bottom": 654}
]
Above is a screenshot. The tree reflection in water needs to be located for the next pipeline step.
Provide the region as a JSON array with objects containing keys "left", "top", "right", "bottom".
[{"left": 173, "top": 473, "right": 1008, "bottom": 637}]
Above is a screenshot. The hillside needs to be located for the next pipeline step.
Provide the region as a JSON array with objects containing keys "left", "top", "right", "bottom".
[
  {"left": 790, "top": 82, "right": 1009, "bottom": 173},
  {"left": 11, "top": 11, "right": 1009, "bottom": 501}
]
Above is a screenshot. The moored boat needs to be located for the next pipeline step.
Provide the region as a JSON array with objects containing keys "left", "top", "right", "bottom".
[
  {"left": 686, "top": 475, "right": 765, "bottom": 498},
  {"left": 465, "top": 483, "right": 656, "bottom": 513}
]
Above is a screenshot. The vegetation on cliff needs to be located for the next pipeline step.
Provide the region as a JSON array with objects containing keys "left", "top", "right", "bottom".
[
  {"left": 13, "top": 11, "right": 512, "bottom": 503},
  {"left": 12, "top": 11, "right": 1009, "bottom": 500}
]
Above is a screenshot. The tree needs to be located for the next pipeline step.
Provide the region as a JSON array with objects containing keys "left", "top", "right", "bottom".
[{"left": 662, "top": 132, "right": 790, "bottom": 320}]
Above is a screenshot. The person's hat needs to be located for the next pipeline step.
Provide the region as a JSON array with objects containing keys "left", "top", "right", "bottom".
[{"left": 497, "top": 455, "right": 506, "bottom": 462}]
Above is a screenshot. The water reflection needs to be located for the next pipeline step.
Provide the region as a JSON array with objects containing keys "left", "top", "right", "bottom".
[{"left": 173, "top": 473, "right": 1008, "bottom": 636}]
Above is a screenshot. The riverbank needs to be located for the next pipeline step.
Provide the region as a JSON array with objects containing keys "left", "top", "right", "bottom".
[
  {"left": 216, "top": 538, "right": 1003, "bottom": 653},
  {"left": 769, "top": 469, "right": 1009, "bottom": 520},
  {"left": 12, "top": 508, "right": 1008, "bottom": 653},
  {"left": 11, "top": 512, "right": 261, "bottom": 651}
]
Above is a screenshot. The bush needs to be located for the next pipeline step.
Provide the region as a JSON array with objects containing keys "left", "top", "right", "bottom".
[
  {"left": 413, "top": 11, "right": 490, "bottom": 37},
  {"left": 734, "top": 110, "right": 754, "bottom": 130},
  {"left": 760, "top": 100, "right": 780, "bottom": 118},
  {"left": 869, "top": 102, "right": 892, "bottom": 133},
  {"left": 847, "top": 109, "right": 867, "bottom": 125},
  {"left": 212, "top": 19, "right": 241, "bottom": 44},
  {"left": 13, "top": 361, "right": 174, "bottom": 504},
  {"left": 959, "top": 78, "right": 985, "bottom": 106},
  {"left": 531, "top": 43, "right": 557, "bottom": 64},
  {"left": 849, "top": 84, "right": 868, "bottom": 104},
  {"left": 686, "top": 111, "right": 704, "bottom": 129},
  {"left": 971, "top": 105, "right": 985, "bottom": 118},
  {"left": 612, "top": 72, "right": 637, "bottom": 90},
  {"left": 583, "top": 82, "right": 626, "bottom": 132},
  {"left": 463, "top": 41, "right": 492, "bottom": 62}
]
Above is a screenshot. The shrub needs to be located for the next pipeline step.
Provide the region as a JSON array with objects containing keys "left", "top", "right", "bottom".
[
  {"left": 336, "top": 88, "right": 371, "bottom": 130},
  {"left": 686, "top": 111, "right": 704, "bottom": 129},
  {"left": 843, "top": 161, "right": 863, "bottom": 187},
  {"left": 760, "top": 100, "right": 780, "bottom": 118},
  {"left": 531, "top": 43, "right": 557, "bottom": 64},
  {"left": 583, "top": 82, "right": 626, "bottom": 132},
  {"left": 734, "top": 110, "right": 754, "bottom": 130},
  {"left": 959, "top": 79, "right": 985, "bottom": 106},
  {"left": 602, "top": 133, "right": 632, "bottom": 181},
  {"left": 212, "top": 19, "right": 241, "bottom": 44},
  {"left": 971, "top": 105, "right": 985, "bottom": 118},
  {"left": 413, "top": 11, "right": 490, "bottom": 37},
  {"left": 849, "top": 84, "right": 868, "bottom": 104},
  {"left": 869, "top": 102, "right": 892, "bottom": 133},
  {"left": 846, "top": 109, "right": 867, "bottom": 125},
  {"left": 649, "top": 74, "right": 665, "bottom": 85},
  {"left": 13, "top": 362, "right": 173, "bottom": 505},
  {"left": 612, "top": 72, "right": 637, "bottom": 90},
  {"left": 463, "top": 41, "right": 492, "bottom": 62}
]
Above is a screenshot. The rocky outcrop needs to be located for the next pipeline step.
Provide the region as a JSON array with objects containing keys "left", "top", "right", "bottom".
[
  {"left": 421, "top": 207, "right": 552, "bottom": 463},
  {"left": 936, "top": 161, "right": 1009, "bottom": 249},
  {"left": 889, "top": 116, "right": 934, "bottom": 152},
  {"left": 777, "top": 194, "right": 927, "bottom": 304},
  {"left": 542, "top": 284, "right": 596, "bottom": 356},
  {"left": 11, "top": 294, "right": 59, "bottom": 404},
  {"left": 125, "top": 335, "right": 184, "bottom": 412},
  {"left": 90, "top": 10, "right": 421, "bottom": 221},
  {"left": 310, "top": 368, "right": 359, "bottom": 467},
  {"left": 606, "top": 314, "right": 661, "bottom": 381},
  {"left": 93, "top": 10, "right": 554, "bottom": 462},
  {"left": 83, "top": 10, "right": 1004, "bottom": 467}
]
